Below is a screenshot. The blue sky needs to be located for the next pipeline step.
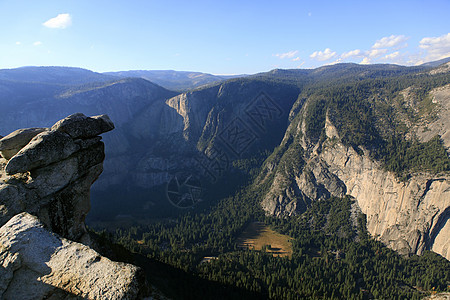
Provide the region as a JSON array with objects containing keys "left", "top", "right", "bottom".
[{"left": 0, "top": 0, "right": 449, "bottom": 74}]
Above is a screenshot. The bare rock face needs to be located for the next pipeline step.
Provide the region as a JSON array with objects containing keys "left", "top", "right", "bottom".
[
  {"left": 0, "top": 114, "right": 148, "bottom": 299},
  {"left": 0, "top": 212, "right": 142, "bottom": 299},
  {"left": 51, "top": 113, "right": 115, "bottom": 139},
  {"left": 0, "top": 128, "right": 48, "bottom": 160},
  {"left": 261, "top": 111, "right": 450, "bottom": 260},
  {"left": 5, "top": 130, "right": 80, "bottom": 175},
  {"left": 261, "top": 155, "right": 346, "bottom": 217},
  {"left": 414, "top": 84, "right": 450, "bottom": 149},
  {"left": 320, "top": 141, "right": 450, "bottom": 260},
  {"left": 423, "top": 292, "right": 450, "bottom": 300},
  {"left": 0, "top": 113, "right": 113, "bottom": 240}
]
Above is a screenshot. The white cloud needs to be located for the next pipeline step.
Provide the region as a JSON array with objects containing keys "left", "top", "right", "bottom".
[
  {"left": 413, "top": 60, "right": 425, "bottom": 66},
  {"left": 380, "top": 51, "right": 408, "bottom": 65},
  {"left": 310, "top": 48, "right": 337, "bottom": 61},
  {"left": 15, "top": 41, "right": 21, "bottom": 45},
  {"left": 275, "top": 50, "right": 299, "bottom": 59},
  {"left": 360, "top": 57, "right": 371, "bottom": 64},
  {"left": 367, "top": 48, "right": 388, "bottom": 58},
  {"left": 329, "top": 58, "right": 343, "bottom": 65},
  {"left": 372, "top": 35, "right": 408, "bottom": 49},
  {"left": 419, "top": 32, "right": 450, "bottom": 61},
  {"left": 33, "top": 41, "right": 42, "bottom": 46},
  {"left": 341, "top": 49, "right": 362, "bottom": 59},
  {"left": 292, "top": 57, "right": 301, "bottom": 62},
  {"left": 357, "top": 49, "right": 388, "bottom": 65},
  {"left": 405, "top": 53, "right": 426, "bottom": 66},
  {"left": 43, "top": 13, "right": 72, "bottom": 29},
  {"left": 383, "top": 51, "right": 400, "bottom": 60}
]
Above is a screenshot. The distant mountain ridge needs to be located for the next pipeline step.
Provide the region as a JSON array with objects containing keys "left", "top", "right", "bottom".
[
  {"left": 104, "top": 69, "right": 244, "bottom": 91},
  {"left": 0, "top": 66, "right": 115, "bottom": 85},
  {"left": 420, "top": 57, "right": 450, "bottom": 67}
]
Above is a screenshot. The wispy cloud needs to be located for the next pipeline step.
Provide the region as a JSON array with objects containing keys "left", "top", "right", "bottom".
[
  {"left": 329, "top": 58, "right": 343, "bottom": 65},
  {"left": 15, "top": 41, "right": 21, "bottom": 45},
  {"left": 383, "top": 51, "right": 400, "bottom": 60},
  {"left": 310, "top": 48, "right": 337, "bottom": 61},
  {"left": 367, "top": 48, "right": 388, "bottom": 58},
  {"left": 275, "top": 33, "right": 447, "bottom": 69},
  {"left": 356, "top": 49, "right": 388, "bottom": 65},
  {"left": 360, "top": 57, "right": 371, "bottom": 65},
  {"left": 341, "top": 49, "right": 362, "bottom": 59},
  {"left": 33, "top": 41, "right": 42, "bottom": 46},
  {"left": 372, "top": 35, "right": 408, "bottom": 49},
  {"left": 419, "top": 32, "right": 450, "bottom": 61},
  {"left": 379, "top": 51, "right": 408, "bottom": 65},
  {"left": 43, "top": 13, "right": 72, "bottom": 29},
  {"left": 275, "top": 50, "right": 299, "bottom": 59}
]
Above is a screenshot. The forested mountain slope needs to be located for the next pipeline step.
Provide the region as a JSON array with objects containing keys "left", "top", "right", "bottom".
[{"left": 258, "top": 64, "right": 450, "bottom": 259}]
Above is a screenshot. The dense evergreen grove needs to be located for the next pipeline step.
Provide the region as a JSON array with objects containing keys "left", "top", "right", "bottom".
[
  {"left": 377, "top": 135, "right": 450, "bottom": 178},
  {"left": 93, "top": 66, "right": 450, "bottom": 299},
  {"left": 101, "top": 182, "right": 450, "bottom": 299}
]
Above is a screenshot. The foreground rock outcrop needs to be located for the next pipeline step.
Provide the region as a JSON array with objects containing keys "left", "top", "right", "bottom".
[
  {"left": 0, "top": 114, "right": 147, "bottom": 299},
  {"left": 0, "top": 213, "right": 142, "bottom": 299},
  {"left": 0, "top": 113, "right": 113, "bottom": 241}
]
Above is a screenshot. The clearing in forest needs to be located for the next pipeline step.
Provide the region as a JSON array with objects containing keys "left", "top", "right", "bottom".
[{"left": 236, "top": 222, "right": 293, "bottom": 258}]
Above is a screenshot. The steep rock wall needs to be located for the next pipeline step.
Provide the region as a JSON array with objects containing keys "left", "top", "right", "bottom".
[
  {"left": 320, "top": 141, "right": 449, "bottom": 259},
  {"left": 261, "top": 91, "right": 450, "bottom": 260}
]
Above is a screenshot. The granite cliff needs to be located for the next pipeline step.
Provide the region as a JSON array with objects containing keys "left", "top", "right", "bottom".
[
  {"left": 0, "top": 114, "right": 147, "bottom": 299},
  {"left": 260, "top": 83, "right": 450, "bottom": 260}
]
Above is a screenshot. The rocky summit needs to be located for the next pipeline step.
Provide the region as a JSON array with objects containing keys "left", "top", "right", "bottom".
[{"left": 0, "top": 113, "right": 146, "bottom": 299}]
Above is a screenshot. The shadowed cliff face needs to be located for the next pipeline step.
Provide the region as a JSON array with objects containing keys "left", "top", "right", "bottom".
[
  {"left": 95, "top": 78, "right": 301, "bottom": 192},
  {"left": 0, "top": 114, "right": 147, "bottom": 299}
]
